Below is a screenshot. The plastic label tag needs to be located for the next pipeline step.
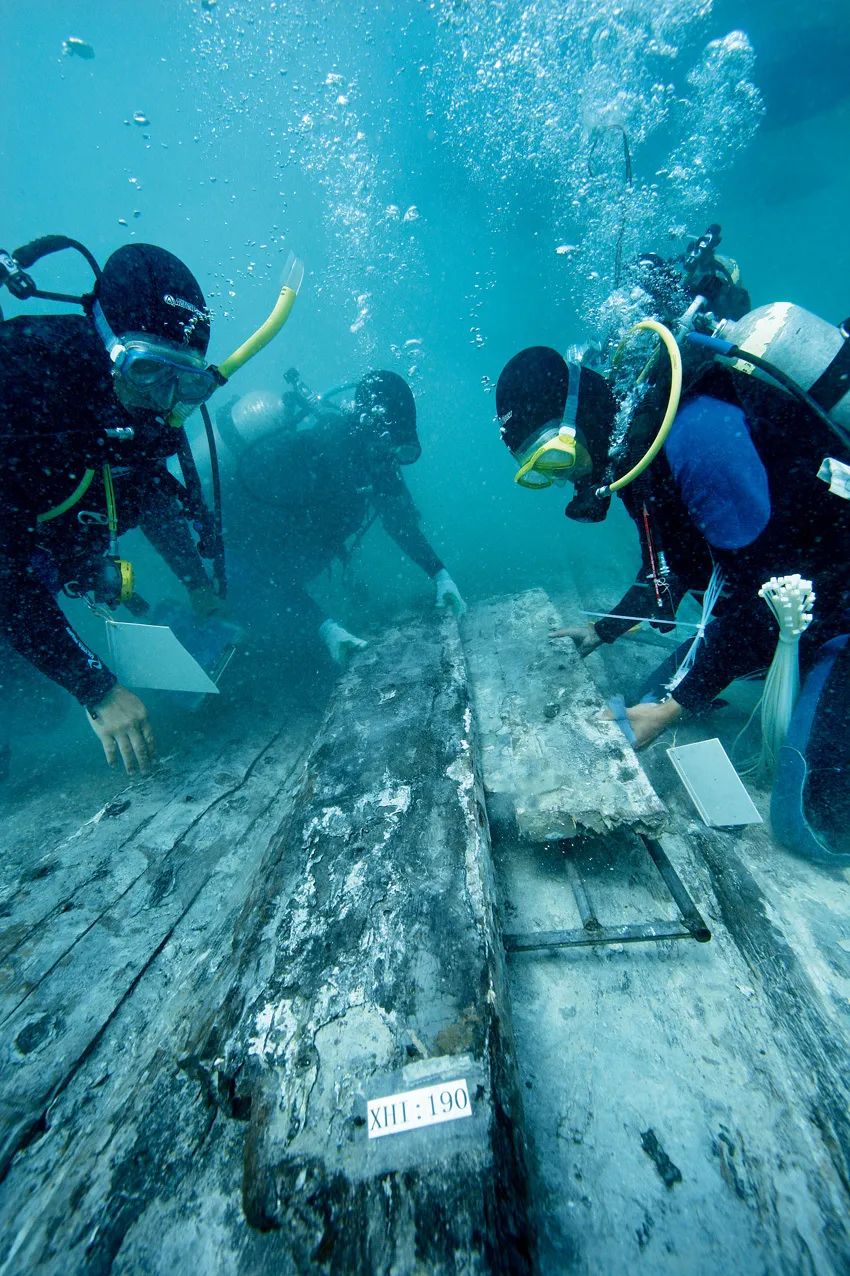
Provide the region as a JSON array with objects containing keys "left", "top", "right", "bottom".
[
  {"left": 367, "top": 1079, "right": 472, "bottom": 1139},
  {"left": 817, "top": 457, "right": 850, "bottom": 501}
]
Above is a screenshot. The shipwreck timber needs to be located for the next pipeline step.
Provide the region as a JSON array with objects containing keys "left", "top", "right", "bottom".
[
  {"left": 0, "top": 590, "right": 848, "bottom": 1275},
  {"left": 0, "top": 615, "right": 531, "bottom": 1274}
]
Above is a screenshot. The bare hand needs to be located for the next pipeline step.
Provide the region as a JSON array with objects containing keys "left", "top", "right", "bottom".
[
  {"left": 603, "top": 698, "right": 683, "bottom": 749},
  {"left": 551, "top": 624, "right": 602, "bottom": 657},
  {"left": 86, "top": 685, "right": 156, "bottom": 774}
]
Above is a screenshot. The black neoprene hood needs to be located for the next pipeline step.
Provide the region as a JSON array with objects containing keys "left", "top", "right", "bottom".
[
  {"left": 355, "top": 370, "right": 418, "bottom": 449},
  {"left": 96, "top": 243, "right": 211, "bottom": 354},
  {"left": 496, "top": 346, "right": 569, "bottom": 454},
  {"left": 495, "top": 345, "right": 618, "bottom": 466}
]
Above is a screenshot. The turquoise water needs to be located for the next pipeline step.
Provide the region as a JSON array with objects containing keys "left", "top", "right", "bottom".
[
  {"left": 3, "top": 9, "right": 850, "bottom": 1265},
  {"left": 2, "top": 0, "right": 849, "bottom": 727}
]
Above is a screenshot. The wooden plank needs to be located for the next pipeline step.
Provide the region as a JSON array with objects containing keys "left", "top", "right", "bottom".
[
  {"left": 0, "top": 733, "right": 289, "bottom": 1026},
  {"left": 694, "top": 826, "right": 850, "bottom": 1207},
  {"left": 0, "top": 616, "right": 532, "bottom": 1275},
  {"left": 0, "top": 728, "right": 310, "bottom": 1181},
  {"left": 0, "top": 737, "right": 252, "bottom": 962},
  {"left": 463, "top": 589, "right": 667, "bottom": 841},
  {"left": 496, "top": 823, "right": 850, "bottom": 1275},
  {"left": 171, "top": 614, "right": 532, "bottom": 1273},
  {"left": 0, "top": 725, "right": 316, "bottom": 1275}
]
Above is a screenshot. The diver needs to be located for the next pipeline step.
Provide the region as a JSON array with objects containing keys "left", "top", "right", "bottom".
[
  {"left": 553, "top": 224, "right": 756, "bottom": 655},
  {"left": 215, "top": 368, "right": 466, "bottom": 663},
  {"left": 0, "top": 236, "right": 292, "bottom": 775},
  {"left": 494, "top": 331, "right": 850, "bottom": 762}
]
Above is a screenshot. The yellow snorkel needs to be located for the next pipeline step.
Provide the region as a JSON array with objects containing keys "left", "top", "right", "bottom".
[
  {"left": 595, "top": 318, "right": 682, "bottom": 498},
  {"left": 168, "top": 252, "right": 304, "bottom": 428},
  {"left": 217, "top": 253, "right": 304, "bottom": 380}
]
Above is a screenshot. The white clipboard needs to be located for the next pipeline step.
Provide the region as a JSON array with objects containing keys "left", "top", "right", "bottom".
[{"left": 103, "top": 620, "right": 220, "bottom": 694}]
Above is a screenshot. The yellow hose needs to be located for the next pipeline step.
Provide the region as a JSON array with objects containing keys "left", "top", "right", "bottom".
[
  {"left": 102, "top": 463, "right": 118, "bottom": 535},
  {"left": 37, "top": 468, "right": 95, "bottom": 523},
  {"left": 603, "top": 318, "right": 682, "bottom": 495}
]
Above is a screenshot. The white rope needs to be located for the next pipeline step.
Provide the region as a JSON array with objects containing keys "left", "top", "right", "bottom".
[
  {"left": 758, "top": 574, "right": 815, "bottom": 772},
  {"left": 580, "top": 610, "right": 703, "bottom": 629},
  {"left": 665, "top": 563, "right": 725, "bottom": 693}
]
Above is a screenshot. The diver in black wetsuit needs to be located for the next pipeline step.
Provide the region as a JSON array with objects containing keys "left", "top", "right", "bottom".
[
  {"left": 216, "top": 369, "right": 466, "bottom": 663},
  {"left": 0, "top": 242, "right": 222, "bottom": 774},
  {"left": 494, "top": 344, "right": 850, "bottom": 749}
]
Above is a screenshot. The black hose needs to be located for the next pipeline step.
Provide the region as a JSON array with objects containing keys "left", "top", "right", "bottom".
[
  {"left": 201, "top": 403, "right": 227, "bottom": 598},
  {"left": 175, "top": 420, "right": 225, "bottom": 598},
  {"left": 13, "top": 234, "right": 102, "bottom": 280},
  {"left": 726, "top": 347, "right": 850, "bottom": 455},
  {"left": 588, "top": 125, "right": 633, "bottom": 289}
]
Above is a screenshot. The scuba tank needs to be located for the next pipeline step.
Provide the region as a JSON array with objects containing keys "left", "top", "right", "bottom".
[
  {"left": 220, "top": 371, "right": 359, "bottom": 507},
  {"left": 230, "top": 389, "right": 289, "bottom": 441},
  {"left": 597, "top": 221, "right": 850, "bottom": 504},
  {"left": 217, "top": 369, "right": 334, "bottom": 459},
  {"left": 713, "top": 303, "right": 850, "bottom": 435}
]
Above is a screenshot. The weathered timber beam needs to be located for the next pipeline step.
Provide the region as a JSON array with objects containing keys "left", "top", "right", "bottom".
[
  {"left": 0, "top": 725, "right": 316, "bottom": 1274},
  {"left": 695, "top": 826, "right": 850, "bottom": 1247},
  {"left": 186, "top": 614, "right": 533, "bottom": 1274},
  {"left": 463, "top": 589, "right": 666, "bottom": 841}
]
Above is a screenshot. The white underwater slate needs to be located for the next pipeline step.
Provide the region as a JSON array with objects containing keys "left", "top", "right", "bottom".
[
  {"left": 667, "top": 738, "right": 763, "bottom": 827},
  {"left": 463, "top": 589, "right": 667, "bottom": 841},
  {"left": 104, "top": 619, "right": 220, "bottom": 693}
]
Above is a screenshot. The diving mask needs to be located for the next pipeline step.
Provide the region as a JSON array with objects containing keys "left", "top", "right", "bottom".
[
  {"left": 510, "top": 357, "right": 586, "bottom": 489},
  {"left": 92, "top": 300, "right": 220, "bottom": 414},
  {"left": 513, "top": 422, "right": 579, "bottom": 488},
  {"left": 394, "top": 440, "right": 422, "bottom": 466}
]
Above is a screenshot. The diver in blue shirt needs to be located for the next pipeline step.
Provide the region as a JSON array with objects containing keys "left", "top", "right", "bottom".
[{"left": 494, "top": 342, "right": 850, "bottom": 752}]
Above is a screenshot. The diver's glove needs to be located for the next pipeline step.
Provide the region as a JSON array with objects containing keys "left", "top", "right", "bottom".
[
  {"left": 434, "top": 568, "right": 467, "bottom": 618},
  {"left": 319, "top": 618, "right": 368, "bottom": 666}
]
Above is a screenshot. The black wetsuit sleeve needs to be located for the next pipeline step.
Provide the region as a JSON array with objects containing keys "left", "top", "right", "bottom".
[
  {"left": 594, "top": 579, "right": 659, "bottom": 643},
  {"left": 281, "top": 581, "right": 326, "bottom": 631},
  {"left": 594, "top": 518, "right": 656, "bottom": 643},
  {"left": 265, "top": 556, "right": 326, "bottom": 631},
  {"left": 671, "top": 559, "right": 776, "bottom": 712},
  {"left": 374, "top": 466, "right": 444, "bottom": 578},
  {"left": 0, "top": 537, "right": 117, "bottom": 707},
  {"left": 0, "top": 314, "right": 134, "bottom": 707}
]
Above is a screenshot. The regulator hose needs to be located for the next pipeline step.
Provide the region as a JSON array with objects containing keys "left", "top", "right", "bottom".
[
  {"left": 687, "top": 332, "right": 850, "bottom": 455},
  {"left": 597, "top": 318, "right": 683, "bottom": 498}
]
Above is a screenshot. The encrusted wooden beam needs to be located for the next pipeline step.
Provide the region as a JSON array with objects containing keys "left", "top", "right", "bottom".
[
  {"left": 186, "top": 613, "right": 532, "bottom": 1272},
  {"left": 463, "top": 589, "right": 667, "bottom": 841}
]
